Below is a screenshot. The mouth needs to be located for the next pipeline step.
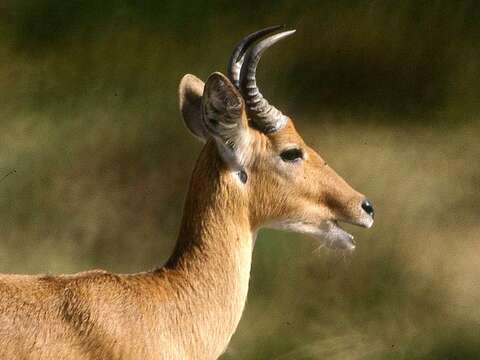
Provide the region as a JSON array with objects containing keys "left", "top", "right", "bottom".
[
  {"left": 269, "top": 218, "right": 370, "bottom": 251},
  {"left": 319, "top": 220, "right": 357, "bottom": 251}
]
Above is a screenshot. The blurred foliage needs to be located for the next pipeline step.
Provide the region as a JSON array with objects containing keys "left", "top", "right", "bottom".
[
  {"left": 0, "top": 1, "right": 479, "bottom": 359},
  {"left": 2, "top": 0, "right": 480, "bottom": 117}
]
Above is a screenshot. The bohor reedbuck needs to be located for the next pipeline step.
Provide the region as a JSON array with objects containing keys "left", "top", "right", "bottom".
[{"left": 0, "top": 26, "right": 374, "bottom": 359}]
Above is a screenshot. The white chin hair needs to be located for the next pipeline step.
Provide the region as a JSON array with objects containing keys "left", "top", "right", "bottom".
[{"left": 269, "top": 220, "right": 356, "bottom": 251}]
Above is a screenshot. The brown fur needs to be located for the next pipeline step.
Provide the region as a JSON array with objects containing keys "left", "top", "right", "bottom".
[
  {"left": 0, "top": 142, "right": 253, "bottom": 359},
  {"left": 0, "top": 73, "right": 370, "bottom": 359}
]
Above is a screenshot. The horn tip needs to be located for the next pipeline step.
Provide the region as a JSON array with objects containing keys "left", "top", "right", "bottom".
[{"left": 276, "top": 25, "right": 295, "bottom": 35}]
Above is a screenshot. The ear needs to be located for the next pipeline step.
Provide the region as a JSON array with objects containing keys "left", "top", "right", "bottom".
[
  {"left": 179, "top": 74, "right": 209, "bottom": 141},
  {"left": 202, "top": 72, "right": 251, "bottom": 170}
]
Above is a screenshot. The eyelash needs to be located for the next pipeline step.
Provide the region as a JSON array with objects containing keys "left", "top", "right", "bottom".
[{"left": 280, "top": 148, "right": 304, "bottom": 162}]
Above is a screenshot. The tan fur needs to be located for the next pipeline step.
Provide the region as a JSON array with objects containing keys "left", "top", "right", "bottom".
[{"left": 0, "top": 73, "right": 370, "bottom": 359}]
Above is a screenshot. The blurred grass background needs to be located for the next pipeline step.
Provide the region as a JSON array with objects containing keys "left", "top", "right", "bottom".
[{"left": 0, "top": 1, "right": 479, "bottom": 358}]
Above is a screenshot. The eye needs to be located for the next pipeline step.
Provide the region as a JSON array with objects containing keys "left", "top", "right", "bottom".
[{"left": 280, "top": 148, "right": 304, "bottom": 162}]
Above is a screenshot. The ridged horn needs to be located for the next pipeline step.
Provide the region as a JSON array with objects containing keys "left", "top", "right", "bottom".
[
  {"left": 239, "top": 29, "right": 296, "bottom": 133},
  {"left": 227, "top": 25, "right": 284, "bottom": 89}
]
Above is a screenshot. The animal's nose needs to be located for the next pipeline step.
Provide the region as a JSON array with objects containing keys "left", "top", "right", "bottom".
[{"left": 361, "top": 199, "right": 374, "bottom": 218}]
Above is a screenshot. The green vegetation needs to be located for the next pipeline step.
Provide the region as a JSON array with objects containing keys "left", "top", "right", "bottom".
[{"left": 1, "top": 1, "right": 479, "bottom": 358}]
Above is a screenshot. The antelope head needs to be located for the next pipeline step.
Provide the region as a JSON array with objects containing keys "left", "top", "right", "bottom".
[{"left": 179, "top": 26, "right": 374, "bottom": 250}]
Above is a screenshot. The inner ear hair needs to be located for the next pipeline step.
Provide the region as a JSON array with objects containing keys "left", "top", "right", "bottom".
[
  {"left": 202, "top": 73, "right": 246, "bottom": 138},
  {"left": 202, "top": 72, "right": 250, "bottom": 170}
]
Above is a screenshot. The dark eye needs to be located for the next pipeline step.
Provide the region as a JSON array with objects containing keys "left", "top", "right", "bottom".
[{"left": 280, "top": 148, "right": 303, "bottom": 162}]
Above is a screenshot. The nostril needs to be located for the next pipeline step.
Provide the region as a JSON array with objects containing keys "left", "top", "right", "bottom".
[{"left": 361, "top": 199, "right": 375, "bottom": 218}]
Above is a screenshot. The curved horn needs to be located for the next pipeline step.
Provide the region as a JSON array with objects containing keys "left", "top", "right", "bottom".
[
  {"left": 227, "top": 25, "right": 284, "bottom": 89},
  {"left": 240, "top": 30, "right": 296, "bottom": 133}
]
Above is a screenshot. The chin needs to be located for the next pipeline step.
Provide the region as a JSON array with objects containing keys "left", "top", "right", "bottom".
[{"left": 268, "top": 219, "right": 373, "bottom": 251}]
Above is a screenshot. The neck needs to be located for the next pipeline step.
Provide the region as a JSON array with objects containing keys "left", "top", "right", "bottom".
[{"left": 164, "top": 141, "right": 254, "bottom": 357}]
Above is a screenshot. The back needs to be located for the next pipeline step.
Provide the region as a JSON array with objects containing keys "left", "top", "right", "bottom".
[{"left": 0, "top": 271, "right": 166, "bottom": 359}]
